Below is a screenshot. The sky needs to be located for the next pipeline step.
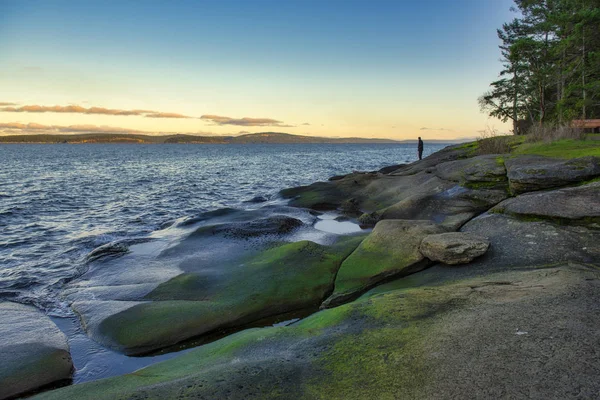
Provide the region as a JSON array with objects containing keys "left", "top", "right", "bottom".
[{"left": 0, "top": 0, "right": 515, "bottom": 140}]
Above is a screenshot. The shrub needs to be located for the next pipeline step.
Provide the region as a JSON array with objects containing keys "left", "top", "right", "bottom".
[
  {"left": 526, "top": 124, "right": 585, "bottom": 143},
  {"left": 476, "top": 126, "right": 512, "bottom": 155}
]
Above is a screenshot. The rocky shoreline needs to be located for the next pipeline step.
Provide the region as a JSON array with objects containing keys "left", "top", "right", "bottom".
[{"left": 2, "top": 138, "right": 599, "bottom": 399}]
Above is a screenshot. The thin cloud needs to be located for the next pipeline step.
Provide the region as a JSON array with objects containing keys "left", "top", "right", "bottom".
[
  {"left": 0, "top": 122, "right": 145, "bottom": 135},
  {"left": 0, "top": 104, "right": 192, "bottom": 118},
  {"left": 201, "top": 114, "right": 293, "bottom": 127},
  {"left": 0, "top": 102, "right": 18, "bottom": 106},
  {"left": 145, "top": 112, "right": 191, "bottom": 119},
  {"left": 0, "top": 122, "right": 229, "bottom": 137},
  {"left": 419, "top": 127, "right": 455, "bottom": 132},
  {"left": 0, "top": 122, "right": 49, "bottom": 130},
  {"left": 302, "top": 122, "right": 311, "bottom": 126}
]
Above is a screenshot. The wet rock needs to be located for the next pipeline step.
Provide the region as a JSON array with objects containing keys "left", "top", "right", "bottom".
[
  {"left": 86, "top": 238, "right": 153, "bottom": 262},
  {"left": 377, "top": 164, "right": 406, "bottom": 174},
  {"left": 0, "top": 302, "right": 73, "bottom": 400},
  {"left": 340, "top": 198, "right": 361, "bottom": 216},
  {"left": 419, "top": 232, "right": 490, "bottom": 265},
  {"left": 220, "top": 216, "right": 304, "bottom": 238},
  {"left": 492, "top": 181, "right": 600, "bottom": 227},
  {"left": 506, "top": 155, "right": 600, "bottom": 194},
  {"left": 322, "top": 219, "right": 445, "bottom": 307},
  {"left": 244, "top": 195, "right": 269, "bottom": 203},
  {"left": 73, "top": 236, "right": 365, "bottom": 355},
  {"left": 357, "top": 211, "right": 381, "bottom": 227}
]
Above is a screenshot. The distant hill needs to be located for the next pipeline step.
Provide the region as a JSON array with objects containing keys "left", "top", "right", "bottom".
[{"left": 0, "top": 132, "right": 466, "bottom": 145}]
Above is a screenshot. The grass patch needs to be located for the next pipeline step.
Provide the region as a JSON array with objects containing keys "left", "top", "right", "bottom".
[{"left": 513, "top": 139, "right": 600, "bottom": 159}]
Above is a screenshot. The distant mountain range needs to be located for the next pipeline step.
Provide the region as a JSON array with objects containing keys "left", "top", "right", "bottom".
[{"left": 0, "top": 132, "right": 469, "bottom": 144}]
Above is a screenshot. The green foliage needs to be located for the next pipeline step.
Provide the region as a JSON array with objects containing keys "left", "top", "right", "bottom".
[{"left": 480, "top": 0, "right": 600, "bottom": 132}]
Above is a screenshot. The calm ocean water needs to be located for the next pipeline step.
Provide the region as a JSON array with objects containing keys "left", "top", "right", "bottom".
[{"left": 0, "top": 143, "right": 445, "bottom": 316}]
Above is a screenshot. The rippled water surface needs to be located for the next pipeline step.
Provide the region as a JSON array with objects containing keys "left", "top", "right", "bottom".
[{"left": 0, "top": 143, "right": 445, "bottom": 314}]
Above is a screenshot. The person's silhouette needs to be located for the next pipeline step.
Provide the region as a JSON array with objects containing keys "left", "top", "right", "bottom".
[{"left": 417, "top": 137, "right": 424, "bottom": 160}]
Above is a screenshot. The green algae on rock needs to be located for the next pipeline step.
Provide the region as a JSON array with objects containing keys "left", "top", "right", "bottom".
[
  {"left": 0, "top": 302, "right": 73, "bottom": 400},
  {"left": 321, "top": 219, "right": 446, "bottom": 308},
  {"left": 89, "top": 236, "right": 365, "bottom": 355},
  {"left": 31, "top": 265, "right": 600, "bottom": 400}
]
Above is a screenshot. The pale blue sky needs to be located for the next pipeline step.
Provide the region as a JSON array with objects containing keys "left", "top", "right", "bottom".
[{"left": 0, "top": 0, "right": 515, "bottom": 139}]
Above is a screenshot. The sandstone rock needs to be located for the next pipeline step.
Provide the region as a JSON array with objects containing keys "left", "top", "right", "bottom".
[
  {"left": 505, "top": 155, "right": 600, "bottom": 194},
  {"left": 389, "top": 143, "right": 475, "bottom": 176},
  {"left": 0, "top": 302, "right": 73, "bottom": 400},
  {"left": 433, "top": 154, "right": 507, "bottom": 188},
  {"left": 72, "top": 236, "right": 364, "bottom": 355},
  {"left": 322, "top": 219, "right": 446, "bottom": 307},
  {"left": 492, "top": 181, "right": 600, "bottom": 227},
  {"left": 379, "top": 184, "right": 509, "bottom": 230},
  {"left": 33, "top": 265, "right": 600, "bottom": 400},
  {"left": 419, "top": 232, "right": 490, "bottom": 265}
]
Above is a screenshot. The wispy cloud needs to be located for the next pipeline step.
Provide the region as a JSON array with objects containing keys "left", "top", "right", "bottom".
[
  {"left": 145, "top": 112, "right": 191, "bottom": 119},
  {"left": 419, "top": 127, "right": 455, "bottom": 132},
  {"left": 0, "top": 103, "right": 192, "bottom": 118},
  {"left": 0, "top": 122, "right": 227, "bottom": 137},
  {"left": 302, "top": 122, "right": 311, "bottom": 126},
  {"left": 0, "top": 102, "right": 18, "bottom": 106},
  {"left": 201, "top": 114, "right": 293, "bottom": 127},
  {"left": 0, "top": 122, "right": 145, "bottom": 135}
]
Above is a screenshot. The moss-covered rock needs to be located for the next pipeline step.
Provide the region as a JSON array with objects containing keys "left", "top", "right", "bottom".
[
  {"left": 84, "top": 236, "right": 365, "bottom": 355},
  {"left": 0, "top": 302, "right": 73, "bottom": 400},
  {"left": 322, "top": 220, "right": 446, "bottom": 307},
  {"left": 433, "top": 154, "right": 508, "bottom": 189},
  {"left": 33, "top": 265, "right": 600, "bottom": 400}
]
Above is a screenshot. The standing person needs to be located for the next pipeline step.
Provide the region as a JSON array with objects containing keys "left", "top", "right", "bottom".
[{"left": 417, "top": 137, "right": 424, "bottom": 160}]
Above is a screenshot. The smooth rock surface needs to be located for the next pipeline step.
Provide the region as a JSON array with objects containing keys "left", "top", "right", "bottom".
[
  {"left": 506, "top": 155, "right": 600, "bottom": 194},
  {"left": 74, "top": 237, "right": 364, "bottom": 355},
  {"left": 433, "top": 154, "right": 507, "bottom": 188},
  {"left": 0, "top": 302, "right": 73, "bottom": 400},
  {"left": 33, "top": 265, "right": 600, "bottom": 400},
  {"left": 492, "top": 181, "right": 600, "bottom": 226},
  {"left": 420, "top": 232, "right": 490, "bottom": 265},
  {"left": 322, "top": 219, "right": 445, "bottom": 307}
]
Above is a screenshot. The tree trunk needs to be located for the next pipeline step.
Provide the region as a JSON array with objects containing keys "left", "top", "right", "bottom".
[{"left": 582, "top": 25, "right": 587, "bottom": 119}]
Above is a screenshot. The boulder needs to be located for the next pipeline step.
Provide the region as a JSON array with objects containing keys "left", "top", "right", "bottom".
[
  {"left": 505, "top": 155, "right": 600, "bottom": 194},
  {"left": 0, "top": 302, "right": 73, "bottom": 400},
  {"left": 322, "top": 220, "right": 446, "bottom": 307},
  {"left": 419, "top": 232, "right": 490, "bottom": 265},
  {"left": 492, "top": 181, "right": 600, "bottom": 227}
]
